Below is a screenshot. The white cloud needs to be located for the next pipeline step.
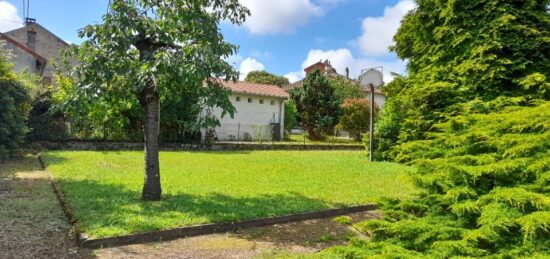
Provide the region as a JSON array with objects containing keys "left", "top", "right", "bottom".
[
  {"left": 0, "top": 1, "right": 23, "bottom": 32},
  {"left": 239, "top": 57, "right": 265, "bottom": 80},
  {"left": 284, "top": 72, "right": 303, "bottom": 83},
  {"left": 287, "top": 48, "right": 406, "bottom": 83},
  {"left": 239, "top": 0, "right": 322, "bottom": 35},
  {"left": 356, "top": 0, "right": 415, "bottom": 56},
  {"left": 226, "top": 54, "right": 244, "bottom": 67}
]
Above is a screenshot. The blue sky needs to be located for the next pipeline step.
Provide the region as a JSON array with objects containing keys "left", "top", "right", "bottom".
[{"left": 0, "top": 0, "right": 414, "bottom": 82}]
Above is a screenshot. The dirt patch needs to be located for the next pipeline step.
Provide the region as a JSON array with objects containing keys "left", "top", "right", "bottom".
[
  {"left": 94, "top": 211, "right": 379, "bottom": 259},
  {"left": 0, "top": 156, "right": 93, "bottom": 259}
]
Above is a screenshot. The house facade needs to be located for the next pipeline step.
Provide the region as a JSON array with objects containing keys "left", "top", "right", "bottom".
[
  {"left": 1, "top": 19, "right": 70, "bottom": 85},
  {"left": 203, "top": 81, "right": 289, "bottom": 142}
]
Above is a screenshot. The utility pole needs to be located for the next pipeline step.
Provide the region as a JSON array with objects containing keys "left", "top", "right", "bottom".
[
  {"left": 369, "top": 83, "right": 375, "bottom": 162},
  {"left": 359, "top": 67, "right": 383, "bottom": 162}
]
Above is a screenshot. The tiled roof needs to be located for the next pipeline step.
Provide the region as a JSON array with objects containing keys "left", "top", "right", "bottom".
[{"left": 211, "top": 80, "right": 289, "bottom": 99}]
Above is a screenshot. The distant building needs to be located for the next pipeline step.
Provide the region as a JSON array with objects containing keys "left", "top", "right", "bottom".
[
  {"left": 202, "top": 80, "right": 289, "bottom": 142},
  {"left": 0, "top": 31, "right": 46, "bottom": 75},
  {"left": 0, "top": 19, "right": 70, "bottom": 85},
  {"left": 283, "top": 59, "right": 386, "bottom": 108}
]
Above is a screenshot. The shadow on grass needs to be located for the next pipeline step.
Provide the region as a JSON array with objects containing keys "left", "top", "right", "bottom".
[{"left": 58, "top": 178, "right": 343, "bottom": 237}]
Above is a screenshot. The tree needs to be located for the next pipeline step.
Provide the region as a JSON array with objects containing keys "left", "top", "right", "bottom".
[
  {"left": 375, "top": 0, "right": 550, "bottom": 156},
  {"left": 320, "top": 0, "right": 550, "bottom": 257},
  {"left": 291, "top": 70, "right": 340, "bottom": 140},
  {"left": 244, "top": 70, "right": 289, "bottom": 87},
  {"left": 0, "top": 47, "right": 34, "bottom": 161},
  {"left": 283, "top": 100, "right": 297, "bottom": 135},
  {"left": 328, "top": 77, "right": 363, "bottom": 102},
  {"left": 338, "top": 98, "right": 377, "bottom": 141},
  {"left": 66, "top": 0, "right": 249, "bottom": 201}
]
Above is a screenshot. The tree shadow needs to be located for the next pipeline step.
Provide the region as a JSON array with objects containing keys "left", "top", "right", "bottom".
[{"left": 55, "top": 178, "right": 343, "bottom": 237}]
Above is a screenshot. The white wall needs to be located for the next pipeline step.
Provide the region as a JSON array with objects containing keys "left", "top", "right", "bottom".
[{"left": 203, "top": 93, "right": 286, "bottom": 141}]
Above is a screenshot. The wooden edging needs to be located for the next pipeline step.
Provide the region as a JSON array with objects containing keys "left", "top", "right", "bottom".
[{"left": 38, "top": 154, "right": 377, "bottom": 249}]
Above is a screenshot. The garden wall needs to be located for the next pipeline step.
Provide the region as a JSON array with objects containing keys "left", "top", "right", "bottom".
[{"left": 31, "top": 141, "right": 364, "bottom": 151}]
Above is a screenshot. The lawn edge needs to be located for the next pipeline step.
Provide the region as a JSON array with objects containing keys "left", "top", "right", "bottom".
[
  {"left": 37, "top": 154, "right": 83, "bottom": 242},
  {"left": 78, "top": 204, "right": 377, "bottom": 249},
  {"left": 38, "top": 154, "right": 378, "bottom": 249}
]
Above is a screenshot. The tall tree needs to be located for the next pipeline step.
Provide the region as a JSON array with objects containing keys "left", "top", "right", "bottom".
[
  {"left": 291, "top": 70, "right": 340, "bottom": 140},
  {"left": 320, "top": 0, "right": 550, "bottom": 257},
  {"left": 244, "top": 70, "right": 289, "bottom": 87},
  {"left": 68, "top": 0, "right": 249, "bottom": 201},
  {"left": 376, "top": 0, "right": 550, "bottom": 154}
]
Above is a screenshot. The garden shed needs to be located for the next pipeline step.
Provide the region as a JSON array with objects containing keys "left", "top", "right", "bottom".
[{"left": 202, "top": 81, "right": 289, "bottom": 141}]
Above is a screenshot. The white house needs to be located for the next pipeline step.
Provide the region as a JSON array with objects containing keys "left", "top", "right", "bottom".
[{"left": 202, "top": 81, "right": 289, "bottom": 141}]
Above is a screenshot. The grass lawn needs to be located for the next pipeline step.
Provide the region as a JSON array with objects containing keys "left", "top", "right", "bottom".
[{"left": 43, "top": 150, "right": 416, "bottom": 238}]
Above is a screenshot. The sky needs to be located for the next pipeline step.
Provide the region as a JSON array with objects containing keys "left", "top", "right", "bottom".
[{"left": 0, "top": 0, "right": 415, "bottom": 83}]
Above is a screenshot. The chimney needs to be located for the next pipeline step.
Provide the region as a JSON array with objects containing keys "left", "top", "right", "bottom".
[
  {"left": 25, "top": 18, "right": 36, "bottom": 25},
  {"left": 345, "top": 67, "right": 349, "bottom": 79}
]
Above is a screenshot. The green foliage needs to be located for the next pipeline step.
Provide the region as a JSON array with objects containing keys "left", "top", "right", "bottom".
[
  {"left": 339, "top": 98, "right": 377, "bottom": 141},
  {"left": 0, "top": 48, "right": 34, "bottom": 161},
  {"left": 291, "top": 70, "right": 341, "bottom": 140},
  {"left": 245, "top": 70, "right": 289, "bottom": 87},
  {"left": 339, "top": 1, "right": 550, "bottom": 257},
  {"left": 325, "top": 102, "right": 550, "bottom": 257},
  {"left": 284, "top": 100, "right": 298, "bottom": 133},
  {"left": 375, "top": 0, "right": 550, "bottom": 158},
  {"left": 333, "top": 216, "right": 352, "bottom": 225},
  {"left": 51, "top": 75, "right": 203, "bottom": 142},
  {"left": 328, "top": 76, "right": 364, "bottom": 102},
  {"left": 57, "top": 0, "right": 250, "bottom": 140}
]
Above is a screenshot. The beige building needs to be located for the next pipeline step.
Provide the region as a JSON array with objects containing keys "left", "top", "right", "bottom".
[{"left": 1, "top": 19, "right": 70, "bottom": 85}]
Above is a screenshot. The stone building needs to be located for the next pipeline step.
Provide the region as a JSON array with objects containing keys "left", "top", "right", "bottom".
[{"left": 0, "top": 19, "right": 70, "bottom": 85}]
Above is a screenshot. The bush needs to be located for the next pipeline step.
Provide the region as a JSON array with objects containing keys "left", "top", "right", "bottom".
[
  {"left": 339, "top": 98, "right": 377, "bottom": 141},
  {"left": 0, "top": 51, "right": 33, "bottom": 161},
  {"left": 323, "top": 101, "right": 550, "bottom": 257}
]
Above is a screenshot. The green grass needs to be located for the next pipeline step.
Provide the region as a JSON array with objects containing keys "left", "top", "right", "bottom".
[{"left": 43, "top": 150, "right": 416, "bottom": 238}]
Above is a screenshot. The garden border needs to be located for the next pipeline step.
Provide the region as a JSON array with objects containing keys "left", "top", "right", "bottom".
[{"left": 38, "top": 154, "right": 377, "bottom": 249}]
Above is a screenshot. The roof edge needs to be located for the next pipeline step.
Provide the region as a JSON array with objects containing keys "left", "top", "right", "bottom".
[{"left": 0, "top": 32, "right": 47, "bottom": 63}]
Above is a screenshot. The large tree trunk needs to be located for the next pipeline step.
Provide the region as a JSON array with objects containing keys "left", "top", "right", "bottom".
[{"left": 140, "top": 85, "right": 161, "bottom": 201}]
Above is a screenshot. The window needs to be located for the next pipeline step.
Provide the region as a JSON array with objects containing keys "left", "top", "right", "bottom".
[
  {"left": 270, "top": 100, "right": 275, "bottom": 105},
  {"left": 236, "top": 96, "right": 241, "bottom": 102},
  {"left": 27, "top": 31, "right": 37, "bottom": 50},
  {"left": 259, "top": 99, "right": 264, "bottom": 104},
  {"left": 248, "top": 98, "right": 253, "bottom": 103}
]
